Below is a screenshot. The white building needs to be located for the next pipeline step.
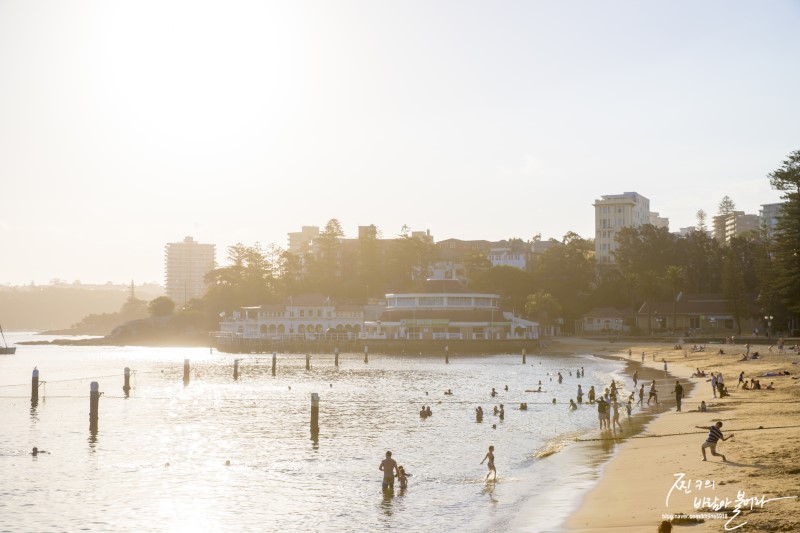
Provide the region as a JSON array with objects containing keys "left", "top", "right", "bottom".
[
  {"left": 593, "top": 192, "right": 651, "bottom": 265},
  {"left": 164, "top": 236, "right": 215, "bottom": 307},
  {"left": 487, "top": 247, "right": 527, "bottom": 270},
  {"left": 287, "top": 226, "right": 320, "bottom": 254},
  {"left": 364, "top": 279, "right": 538, "bottom": 340},
  {"left": 648, "top": 211, "right": 669, "bottom": 230},
  {"left": 723, "top": 212, "right": 760, "bottom": 242},
  {"left": 218, "top": 294, "right": 365, "bottom": 339}
]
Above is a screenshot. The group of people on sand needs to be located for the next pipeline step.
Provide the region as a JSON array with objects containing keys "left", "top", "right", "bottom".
[{"left": 419, "top": 405, "right": 433, "bottom": 418}]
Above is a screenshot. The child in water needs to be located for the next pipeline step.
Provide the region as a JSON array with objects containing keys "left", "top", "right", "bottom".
[{"left": 397, "top": 466, "right": 411, "bottom": 488}]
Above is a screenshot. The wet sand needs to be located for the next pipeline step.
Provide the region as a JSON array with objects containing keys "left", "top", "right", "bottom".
[{"left": 560, "top": 339, "right": 800, "bottom": 533}]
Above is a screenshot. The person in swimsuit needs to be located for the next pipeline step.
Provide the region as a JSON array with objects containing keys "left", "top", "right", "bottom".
[
  {"left": 379, "top": 451, "right": 399, "bottom": 491},
  {"left": 480, "top": 445, "right": 496, "bottom": 480}
]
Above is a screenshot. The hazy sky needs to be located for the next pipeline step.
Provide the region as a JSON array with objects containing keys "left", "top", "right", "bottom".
[{"left": 1, "top": 1, "right": 797, "bottom": 286}]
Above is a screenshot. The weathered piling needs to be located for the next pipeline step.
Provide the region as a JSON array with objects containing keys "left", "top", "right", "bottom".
[
  {"left": 233, "top": 359, "right": 240, "bottom": 381},
  {"left": 305, "top": 353, "right": 311, "bottom": 371},
  {"left": 364, "top": 345, "right": 369, "bottom": 364},
  {"left": 89, "top": 381, "right": 100, "bottom": 433},
  {"left": 31, "top": 367, "right": 39, "bottom": 406},
  {"left": 123, "top": 367, "right": 131, "bottom": 397},
  {"left": 334, "top": 347, "right": 339, "bottom": 367},
  {"left": 310, "top": 393, "right": 320, "bottom": 436},
  {"left": 272, "top": 352, "right": 277, "bottom": 376},
  {"left": 183, "top": 359, "right": 190, "bottom": 387},
  {"left": 522, "top": 348, "right": 526, "bottom": 365}
]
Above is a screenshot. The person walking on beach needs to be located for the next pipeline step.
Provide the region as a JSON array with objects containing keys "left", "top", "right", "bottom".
[
  {"left": 612, "top": 400, "right": 623, "bottom": 433},
  {"left": 637, "top": 384, "right": 644, "bottom": 406},
  {"left": 663, "top": 359, "right": 668, "bottom": 377},
  {"left": 625, "top": 399, "right": 632, "bottom": 420},
  {"left": 641, "top": 351, "right": 645, "bottom": 363},
  {"left": 577, "top": 384, "right": 583, "bottom": 404},
  {"left": 480, "top": 445, "right": 496, "bottom": 480},
  {"left": 647, "top": 380, "right": 659, "bottom": 406},
  {"left": 710, "top": 374, "right": 718, "bottom": 398},
  {"left": 696, "top": 421, "right": 733, "bottom": 461},
  {"left": 674, "top": 380, "right": 684, "bottom": 412},
  {"left": 633, "top": 370, "right": 638, "bottom": 388},
  {"left": 737, "top": 371, "right": 745, "bottom": 389},
  {"left": 379, "top": 451, "right": 399, "bottom": 491}
]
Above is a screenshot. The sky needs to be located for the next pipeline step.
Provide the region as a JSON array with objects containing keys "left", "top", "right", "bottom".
[{"left": 1, "top": 0, "right": 797, "bottom": 286}]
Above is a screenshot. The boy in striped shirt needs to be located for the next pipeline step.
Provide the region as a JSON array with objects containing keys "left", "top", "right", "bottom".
[{"left": 696, "top": 421, "right": 734, "bottom": 461}]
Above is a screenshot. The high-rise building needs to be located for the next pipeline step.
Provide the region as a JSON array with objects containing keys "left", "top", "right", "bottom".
[
  {"left": 287, "top": 226, "right": 319, "bottom": 254},
  {"left": 164, "top": 236, "right": 216, "bottom": 307},
  {"left": 724, "top": 212, "right": 759, "bottom": 242},
  {"left": 760, "top": 202, "right": 785, "bottom": 239},
  {"left": 593, "top": 192, "right": 650, "bottom": 265},
  {"left": 648, "top": 212, "right": 669, "bottom": 230}
]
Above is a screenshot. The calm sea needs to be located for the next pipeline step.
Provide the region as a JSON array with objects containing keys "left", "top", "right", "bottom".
[{"left": 0, "top": 333, "right": 624, "bottom": 533}]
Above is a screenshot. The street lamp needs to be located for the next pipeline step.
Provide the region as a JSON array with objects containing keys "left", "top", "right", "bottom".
[{"left": 764, "top": 315, "right": 773, "bottom": 339}]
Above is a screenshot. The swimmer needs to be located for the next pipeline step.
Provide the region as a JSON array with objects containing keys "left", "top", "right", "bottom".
[
  {"left": 31, "top": 447, "right": 47, "bottom": 456},
  {"left": 480, "top": 445, "right": 496, "bottom": 480}
]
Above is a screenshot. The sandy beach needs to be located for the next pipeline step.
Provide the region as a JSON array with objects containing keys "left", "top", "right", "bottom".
[{"left": 554, "top": 338, "right": 800, "bottom": 533}]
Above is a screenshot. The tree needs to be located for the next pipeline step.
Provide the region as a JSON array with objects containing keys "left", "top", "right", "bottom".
[
  {"left": 471, "top": 265, "right": 537, "bottom": 312},
  {"left": 462, "top": 252, "right": 492, "bottom": 285},
  {"left": 696, "top": 209, "right": 708, "bottom": 233},
  {"left": 722, "top": 248, "right": 747, "bottom": 335},
  {"left": 663, "top": 266, "right": 685, "bottom": 331},
  {"left": 638, "top": 270, "right": 660, "bottom": 335},
  {"left": 768, "top": 149, "right": 800, "bottom": 317},
  {"left": 525, "top": 291, "right": 562, "bottom": 337},
  {"left": 148, "top": 296, "right": 176, "bottom": 317},
  {"left": 718, "top": 195, "right": 736, "bottom": 217}
]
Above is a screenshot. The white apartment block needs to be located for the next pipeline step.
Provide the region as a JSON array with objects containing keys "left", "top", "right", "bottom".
[
  {"left": 648, "top": 211, "right": 669, "bottom": 230},
  {"left": 164, "top": 236, "right": 216, "bottom": 307},
  {"left": 724, "top": 212, "right": 759, "bottom": 242},
  {"left": 287, "top": 226, "right": 319, "bottom": 254},
  {"left": 593, "top": 192, "right": 650, "bottom": 265}
]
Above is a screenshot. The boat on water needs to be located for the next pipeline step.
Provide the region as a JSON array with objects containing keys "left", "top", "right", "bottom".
[{"left": 0, "top": 325, "right": 15, "bottom": 354}]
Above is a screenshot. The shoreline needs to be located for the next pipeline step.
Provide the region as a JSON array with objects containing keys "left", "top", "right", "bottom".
[{"left": 561, "top": 341, "right": 800, "bottom": 532}]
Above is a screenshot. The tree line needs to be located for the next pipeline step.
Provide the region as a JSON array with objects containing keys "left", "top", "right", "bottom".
[{"left": 168, "top": 150, "right": 800, "bottom": 336}]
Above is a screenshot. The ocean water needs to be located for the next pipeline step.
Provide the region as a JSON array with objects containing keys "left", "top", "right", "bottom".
[{"left": 0, "top": 333, "right": 625, "bottom": 533}]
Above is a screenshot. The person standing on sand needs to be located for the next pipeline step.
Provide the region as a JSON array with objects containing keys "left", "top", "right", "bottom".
[
  {"left": 710, "top": 374, "right": 718, "bottom": 398},
  {"left": 637, "top": 384, "right": 644, "bottom": 406},
  {"left": 480, "top": 445, "right": 496, "bottom": 480},
  {"left": 633, "top": 370, "right": 638, "bottom": 388},
  {"left": 696, "top": 421, "right": 733, "bottom": 461},
  {"left": 674, "top": 380, "right": 684, "bottom": 412},
  {"left": 663, "top": 359, "right": 668, "bottom": 377},
  {"left": 641, "top": 351, "right": 645, "bottom": 363},
  {"left": 379, "top": 451, "right": 399, "bottom": 491}
]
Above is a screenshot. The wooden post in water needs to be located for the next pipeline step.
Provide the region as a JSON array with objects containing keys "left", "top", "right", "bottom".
[
  {"left": 334, "top": 347, "right": 339, "bottom": 367},
  {"left": 89, "top": 381, "right": 100, "bottom": 433},
  {"left": 123, "top": 367, "right": 131, "bottom": 397},
  {"left": 522, "top": 348, "right": 526, "bottom": 365},
  {"left": 233, "top": 359, "right": 240, "bottom": 381},
  {"left": 364, "top": 345, "right": 369, "bottom": 364},
  {"left": 183, "top": 359, "right": 190, "bottom": 387},
  {"left": 310, "top": 393, "right": 320, "bottom": 436},
  {"left": 445, "top": 345, "right": 449, "bottom": 364},
  {"left": 306, "top": 353, "right": 311, "bottom": 371},
  {"left": 272, "top": 352, "right": 277, "bottom": 377},
  {"left": 31, "top": 367, "right": 39, "bottom": 406}
]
